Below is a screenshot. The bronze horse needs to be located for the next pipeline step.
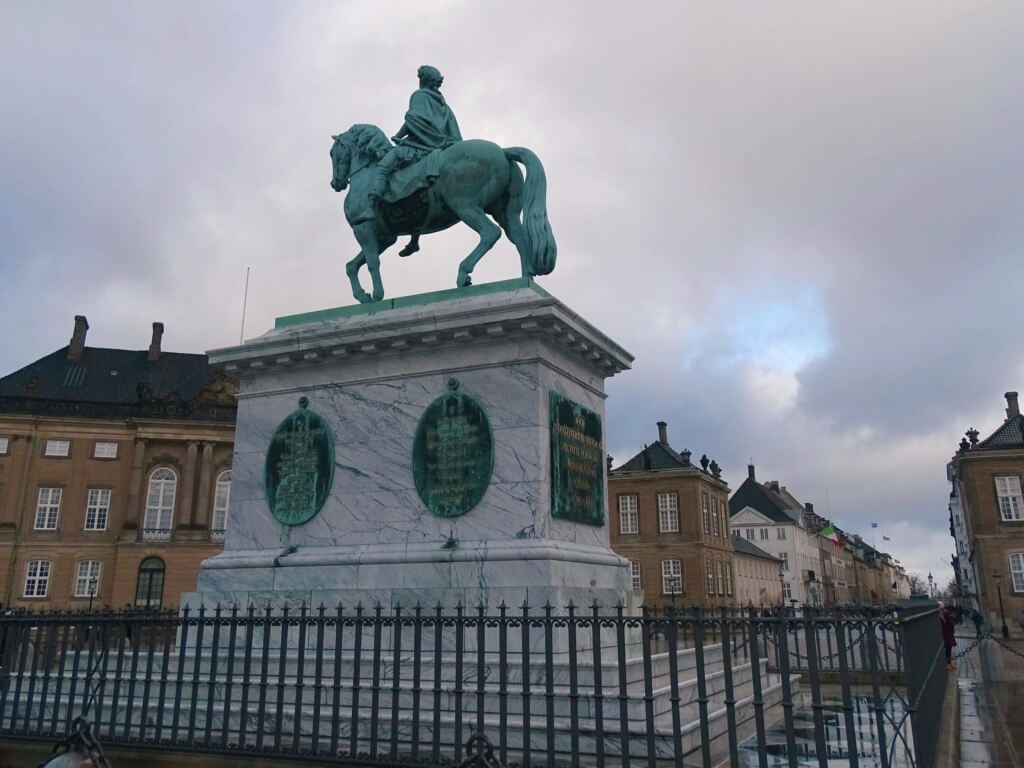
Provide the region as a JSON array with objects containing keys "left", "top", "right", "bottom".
[{"left": 330, "top": 125, "right": 556, "bottom": 303}]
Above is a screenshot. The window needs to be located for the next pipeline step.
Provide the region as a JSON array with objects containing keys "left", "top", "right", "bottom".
[
  {"left": 701, "top": 493, "right": 710, "bottom": 534},
  {"left": 706, "top": 561, "right": 715, "bottom": 595},
  {"left": 725, "top": 563, "right": 733, "bottom": 596},
  {"left": 712, "top": 507, "right": 720, "bottom": 537},
  {"left": 996, "top": 476, "right": 1023, "bottom": 522},
  {"left": 783, "top": 581, "right": 792, "bottom": 600},
  {"left": 779, "top": 552, "right": 790, "bottom": 571},
  {"left": 212, "top": 470, "right": 231, "bottom": 542},
  {"left": 143, "top": 468, "right": 176, "bottom": 539},
  {"left": 44, "top": 440, "right": 70, "bottom": 457},
  {"left": 0, "top": 436, "right": 9, "bottom": 454},
  {"left": 135, "top": 557, "right": 165, "bottom": 609},
  {"left": 73, "top": 560, "right": 102, "bottom": 597},
  {"left": 716, "top": 561, "right": 724, "bottom": 594},
  {"left": 629, "top": 560, "right": 642, "bottom": 591},
  {"left": 93, "top": 441, "right": 118, "bottom": 459},
  {"left": 1009, "top": 553, "right": 1024, "bottom": 593},
  {"left": 662, "top": 559, "right": 682, "bottom": 594},
  {"left": 777, "top": 528, "right": 787, "bottom": 540},
  {"left": 745, "top": 528, "right": 755, "bottom": 541},
  {"left": 658, "top": 492, "right": 679, "bottom": 533},
  {"left": 721, "top": 501, "right": 729, "bottom": 537},
  {"left": 618, "top": 494, "right": 639, "bottom": 535},
  {"left": 759, "top": 528, "right": 769, "bottom": 540},
  {"left": 34, "top": 487, "right": 62, "bottom": 530},
  {"left": 24, "top": 560, "right": 51, "bottom": 597},
  {"left": 84, "top": 488, "right": 111, "bottom": 531}
]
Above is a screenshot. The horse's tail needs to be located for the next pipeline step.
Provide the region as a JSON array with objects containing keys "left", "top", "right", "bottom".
[{"left": 502, "top": 147, "right": 557, "bottom": 276}]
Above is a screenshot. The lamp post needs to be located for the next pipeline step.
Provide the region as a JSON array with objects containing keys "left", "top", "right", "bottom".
[
  {"left": 87, "top": 576, "right": 98, "bottom": 612},
  {"left": 778, "top": 564, "right": 786, "bottom": 609},
  {"left": 928, "top": 572, "right": 934, "bottom": 599},
  {"left": 992, "top": 572, "right": 1010, "bottom": 639}
]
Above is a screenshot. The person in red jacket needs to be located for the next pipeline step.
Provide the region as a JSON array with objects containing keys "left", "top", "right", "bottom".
[{"left": 939, "top": 602, "right": 957, "bottom": 670}]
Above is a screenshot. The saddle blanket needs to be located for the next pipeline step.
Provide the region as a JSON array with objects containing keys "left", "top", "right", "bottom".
[{"left": 382, "top": 148, "right": 444, "bottom": 204}]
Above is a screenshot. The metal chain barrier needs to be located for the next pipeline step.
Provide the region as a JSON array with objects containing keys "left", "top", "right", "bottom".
[{"left": 38, "top": 716, "right": 112, "bottom": 768}]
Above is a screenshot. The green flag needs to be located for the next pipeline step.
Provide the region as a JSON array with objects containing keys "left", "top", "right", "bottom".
[{"left": 818, "top": 524, "right": 841, "bottom": 546}]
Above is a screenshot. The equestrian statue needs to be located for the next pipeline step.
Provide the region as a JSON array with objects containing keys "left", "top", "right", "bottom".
[{"left": 330, "top": 65, "right": 556, "bottom": 303}]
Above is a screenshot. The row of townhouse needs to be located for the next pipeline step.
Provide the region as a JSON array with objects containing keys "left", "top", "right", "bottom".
[{"left": 728, "top": 466, "right": 910, "bottom": 607}]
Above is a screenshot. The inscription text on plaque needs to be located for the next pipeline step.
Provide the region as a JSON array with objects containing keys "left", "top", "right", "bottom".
[
  {"left": 549, "top": 391, "right": 605, "bottom": 526},
  {"left": 412, "top": 379, "right": 494, "bottom": 518}
]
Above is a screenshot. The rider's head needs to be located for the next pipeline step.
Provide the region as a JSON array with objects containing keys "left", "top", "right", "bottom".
[{"left": 417, "top": 65, "right": 444, "bottom": 90}]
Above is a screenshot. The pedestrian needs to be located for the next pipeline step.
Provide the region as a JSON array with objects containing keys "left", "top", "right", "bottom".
[
  {"left": 939, "top": 602, "right": 957, "bottom": 670},
  {"left": 971, "top": 609, "right": 984, "bottom": 638}
]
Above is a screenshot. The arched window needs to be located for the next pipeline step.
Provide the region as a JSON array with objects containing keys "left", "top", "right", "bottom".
[
  {"left": 135, "top": 557, "right": 165, "bottom": 609},
  {"left": 211, "top": 470, "right": 231, "bottom": 542},
  {"left": 143, "top": 468, "right": 176, "bottom": 541}
]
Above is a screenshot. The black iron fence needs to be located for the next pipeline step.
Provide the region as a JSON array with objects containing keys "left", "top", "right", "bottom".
[{"left": 0, "top": 602, "right": 945, "bottom": 768}]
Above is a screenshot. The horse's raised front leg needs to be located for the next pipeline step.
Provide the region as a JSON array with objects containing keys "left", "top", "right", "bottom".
[{"left": 454, "top": 207, "right": 502, "bottom": 288}]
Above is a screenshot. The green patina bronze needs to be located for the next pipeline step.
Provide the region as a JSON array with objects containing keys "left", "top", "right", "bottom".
[
  {"left": 329, "top": 66, "right": 557, "bottom": 304},
  {"left": 265, "top": 397, "right": 335, "bottom": 526},
  {"left": 412, "top": 379, "right": 493, "bottom": 518},
  {"left": 549, "top": 391, "right": 605, "bottom": 526}
]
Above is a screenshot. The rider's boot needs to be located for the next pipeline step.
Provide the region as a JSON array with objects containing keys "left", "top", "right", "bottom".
[{"left": 399, "top": 235, "right": 421, "bottom": 257}]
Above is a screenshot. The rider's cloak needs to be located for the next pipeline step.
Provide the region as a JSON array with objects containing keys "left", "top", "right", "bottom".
[{"left": 401, "top": 88, "right": 462, "bottom": 150}]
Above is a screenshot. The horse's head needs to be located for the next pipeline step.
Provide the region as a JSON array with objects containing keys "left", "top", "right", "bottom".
[
  {"left": 330, "top": 125, "right": 392, "bottom": 192},
  {"left": 330, "top": 133, "right": 351, "bottom": 192}
]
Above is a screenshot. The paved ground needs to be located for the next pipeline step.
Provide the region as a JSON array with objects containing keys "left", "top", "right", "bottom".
[{"left": 955, "top": 630, "right": 1024, "bottom": 767}]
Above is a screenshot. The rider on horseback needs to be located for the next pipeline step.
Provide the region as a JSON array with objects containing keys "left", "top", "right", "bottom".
[{"left": 352, "top": 65, "right": 462, "bottom": 257}]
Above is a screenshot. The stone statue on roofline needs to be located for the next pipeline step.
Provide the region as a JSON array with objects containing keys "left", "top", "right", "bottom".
[{"left": 329, "top": 65, "right": 556, "bottom": 303}]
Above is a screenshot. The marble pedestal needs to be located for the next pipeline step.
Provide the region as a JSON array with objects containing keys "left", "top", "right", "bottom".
[{"left": 186, "top": 278, "right": 636, "bottom": 613}]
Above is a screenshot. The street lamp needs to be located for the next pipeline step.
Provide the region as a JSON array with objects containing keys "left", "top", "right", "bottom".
[
  {"left": 88, "top": 576, "right": 98, "bottom": 612},
  {"left": 992, "top": 572, "right": 1010, "bottom": 639},
  {"left": 928, "top": 572, "right": 934, "bottom": 599},
  {"left": 668, "top": 576, "right": 682, "bottom": 613}
]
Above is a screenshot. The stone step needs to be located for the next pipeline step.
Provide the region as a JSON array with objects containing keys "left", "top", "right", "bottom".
[{"left": 3, "top": 674, "right": 799, "bottom": 763}]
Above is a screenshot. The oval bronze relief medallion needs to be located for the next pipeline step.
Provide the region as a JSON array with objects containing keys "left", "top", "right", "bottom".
[
  {"left": 265, "top": 396, "right": 335, "bottom": 526},
  {"left": 412, "top": 379, "right": 494, "bottom": 518}
]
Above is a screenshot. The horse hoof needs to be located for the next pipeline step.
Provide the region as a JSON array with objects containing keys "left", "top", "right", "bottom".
[{"left": 458, "top": 275, "right": 472, "bottom": 288}]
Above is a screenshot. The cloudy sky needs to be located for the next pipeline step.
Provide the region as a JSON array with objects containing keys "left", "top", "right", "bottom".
[{"left": 2, "top": 1, "right": 1021, "bottom": 582}]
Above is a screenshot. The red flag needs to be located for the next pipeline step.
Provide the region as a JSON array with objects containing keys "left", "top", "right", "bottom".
[{"left": 882, "top": 535, "right": 890, "bottom": 541}]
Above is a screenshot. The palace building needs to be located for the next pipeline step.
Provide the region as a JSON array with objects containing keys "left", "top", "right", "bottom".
[
  {"left": 0, "top": 316, "right": 236, "bottom": 609},
  {"left": 608, "top": 422, "right": 735, "bottom": 609},
  {"left": 948, "top": 391, "right": 1024, "bottom": 636}
]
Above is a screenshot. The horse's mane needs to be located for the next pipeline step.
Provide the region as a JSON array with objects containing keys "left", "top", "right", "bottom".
[{"left": 342, "top": 124, "right": 392, "bottom": 160}]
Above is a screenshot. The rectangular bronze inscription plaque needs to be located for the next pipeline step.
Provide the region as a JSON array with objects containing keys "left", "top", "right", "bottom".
[{"left": 549, "top": 391, "right": 605, "bottom": 526}]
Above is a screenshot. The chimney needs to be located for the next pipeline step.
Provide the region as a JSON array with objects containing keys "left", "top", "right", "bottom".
[
  {"left": 657, "top": 421, "right": 668, "bottom": 444},
  {"left": 147, "top": 322, "right": 164, "bottom": 362},
  {"left": 768, "top": 480, "right": 781, "bottom": 494},
  {"left": 805, "top": 502, "right": 815, "bottom": 514},
  {"left": 747, "top": 464, "right": 756, "bottom": 481},
  {"left": 67, "top": 315, "right": 89, "bottom": 360},
  {"left": 1007, "top": 391, "right": 1020, "bottom": 419}
]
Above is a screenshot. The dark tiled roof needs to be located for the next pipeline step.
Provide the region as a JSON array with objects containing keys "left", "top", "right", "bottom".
[
  {"left": 610, "top": 438, "right": 700, "bottom": 475},
  {"left": 0, "top": 346, "right": 236, "bottom": 422},
  {"left": 732, "top": 536, "right": 781, "bottom": 562},
  {"left": 975, "top": 415, "right": 1024, "bottom": 450},
  {"left": 728, "top": 477, "right": 800, "bottom": 524},
  {"left": 613, "top": 440, "right": 692, "bottom": 472}
]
